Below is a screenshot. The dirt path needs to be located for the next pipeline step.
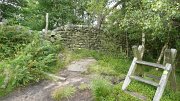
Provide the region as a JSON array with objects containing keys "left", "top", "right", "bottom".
[{"left": 0, "top": 58, "right": 97, "bottom": 101}]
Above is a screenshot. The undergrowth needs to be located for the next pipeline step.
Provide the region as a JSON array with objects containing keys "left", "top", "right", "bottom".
[{"left": 0, "top": 25, "right": 63, "bottom": 97}]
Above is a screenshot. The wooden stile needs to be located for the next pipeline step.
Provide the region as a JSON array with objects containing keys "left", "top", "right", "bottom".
[{"left": 122, "top": 45, "right": 177, "bottom": 101}]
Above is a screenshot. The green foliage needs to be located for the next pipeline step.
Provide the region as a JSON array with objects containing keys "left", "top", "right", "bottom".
[
  {"left": 51, "top": 86, "right": 76, "bottom": 101},
  {"left": 0, "top": 25, "right": 33, "bottom": 59},
  {"left": 0, "top": 25, "right": 63, "bottom": 96},
  {"left": 91, "top": 77, "right": 114, "bottom": 101}
]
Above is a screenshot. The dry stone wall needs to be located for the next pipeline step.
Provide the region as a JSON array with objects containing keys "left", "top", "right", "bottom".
[{"left": 51, "top": 25, "right": 106, "bottom": 50}]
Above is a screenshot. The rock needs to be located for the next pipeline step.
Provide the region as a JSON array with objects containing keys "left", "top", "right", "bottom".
[{"left": 67, "top": 58, "right": 96, "bottom": 72}]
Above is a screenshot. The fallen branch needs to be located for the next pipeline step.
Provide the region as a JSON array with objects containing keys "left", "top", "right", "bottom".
[{"left": 43, "top": 72, "right": 66, "bottom": 81}]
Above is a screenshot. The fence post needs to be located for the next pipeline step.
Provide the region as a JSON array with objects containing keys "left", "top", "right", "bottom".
[{"left": 163, "top": 49, "right": 177, "bottom": 92}]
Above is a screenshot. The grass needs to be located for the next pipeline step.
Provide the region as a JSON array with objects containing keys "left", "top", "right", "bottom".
[
  {"left": 0, "top": 39, "right": 179, "bottom": 101},
  {"left": 70, "top": 49, "right": 180, "bottom": 101},
  {"left": 70, "top": 49, "right": 131, "bottom": 76},
  {"left": 90, "top": 77, "right": 140, "bottom": 101},
  {"left": 78, "top": 83, "right": 90, "bottom": 91},
  {"left": 51, "top": 85, "right": 76, "bottom": 101},
  {"left": 90, "top": 76, "right": 180, "bottom": 101}
]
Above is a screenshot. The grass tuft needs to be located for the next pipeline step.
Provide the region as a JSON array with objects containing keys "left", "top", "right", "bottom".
[{"left": 51, "top": 85, "right": 76, "bottom": 101}]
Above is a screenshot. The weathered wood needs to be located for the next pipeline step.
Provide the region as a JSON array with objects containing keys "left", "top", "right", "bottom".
[
  {"left": 171, "top": 49, "right": 177, "bottom": 63},
  {"left": 122, "top": 57, "right": 137, "bottom": 90},
  {"left": 163, "top": 49, "right": 171, "bottom": 65},
  {"left": 144, "top": 73, "right": 161, "bottom": 80},
  {"left": 170, "top": 49, "right": 177, "bottom": 91},
  {"left": 130, "top": 76, "right": 159, "bottom": 87},
  {"left": 132, "top": 46, "right": 139, "bottom": 59},
  {"left": 124, "top": 90, "right": 147, "bottom": 101},
  {"left": 123, "top": 47, "right": 177, "bottom": 101},
  {"left": 153, "top": 63, "right": 172, "bottom": 101},
  {"left": 132, "top": 45, "right": 144, "bottom": 76},
  {"left": 136, "top": 60, "right": 165, "bottom": 69},
  {"left": 163, "top": 49, "right": 177, "bottom": 92}
]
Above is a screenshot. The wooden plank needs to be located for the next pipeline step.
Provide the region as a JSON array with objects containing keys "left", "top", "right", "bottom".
[
  {"left": 136, "top": 60, "right": 165, "bottom": 69},
  {"left": 130, "top": 76, "right": 159, "bottom": 87},
  {"left": 122, "top": 58, "right": 137, "bottom": 90},
  {"left": 153, "top": 63, "right": 172, "bottom": 101}
]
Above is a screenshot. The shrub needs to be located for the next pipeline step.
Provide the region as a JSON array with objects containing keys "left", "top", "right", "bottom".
[
  {"left": 0, "top": 25, "right": 33, "bottom": 59},
  {"left": 0, "top": 25, "right": 63, "bottom": 96}
]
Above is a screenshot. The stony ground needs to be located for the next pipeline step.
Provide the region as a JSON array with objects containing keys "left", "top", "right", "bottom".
[{"left": 0, "top": 58, "right": 97, "bottom": 101}]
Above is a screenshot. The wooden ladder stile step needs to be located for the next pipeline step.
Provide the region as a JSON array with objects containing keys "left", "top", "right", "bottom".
[
  {"left": 130, "top": 76, "right": 159, "bottom": 87},
  {"left": 136, "top": 60, "right": 165, "bottom": 69}
]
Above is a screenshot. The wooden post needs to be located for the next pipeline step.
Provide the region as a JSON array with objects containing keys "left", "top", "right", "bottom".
[
  {"left": 163, "top": 49, "right": 177, "bottom": 92},
  {"left": 122, "top": 46, "right": 137, "bottom": 90},
  {"left": 122, "top": 45, "right": 142, "bottom": 90},
  {"left": 136, "top": 45, "right": 144, "bottom": 76},
  {"left": 45, "top": 13, "right": 49, "bottom": 37}
]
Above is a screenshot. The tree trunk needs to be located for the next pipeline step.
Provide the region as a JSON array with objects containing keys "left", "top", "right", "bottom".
[
  {"left": 95, "top": 1, "right": 123, "bottom": 29},
  {"left": 136, "top": 32, "right": 145, "bottom": 76},
  {"left": 0, "top": 9, "right": 2, "bottom": 22},
  {"left": 157, "top": 42, "right": 168, "bottom": 64},
  {"left": 95, "top": 13, "right": 104, "bottom": 29},
  {"left": 141, "top": 32, "right": 145, "bottom": 58},
  {"left": 126, "top": 31, "right": 129, "bottom": 57}
]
